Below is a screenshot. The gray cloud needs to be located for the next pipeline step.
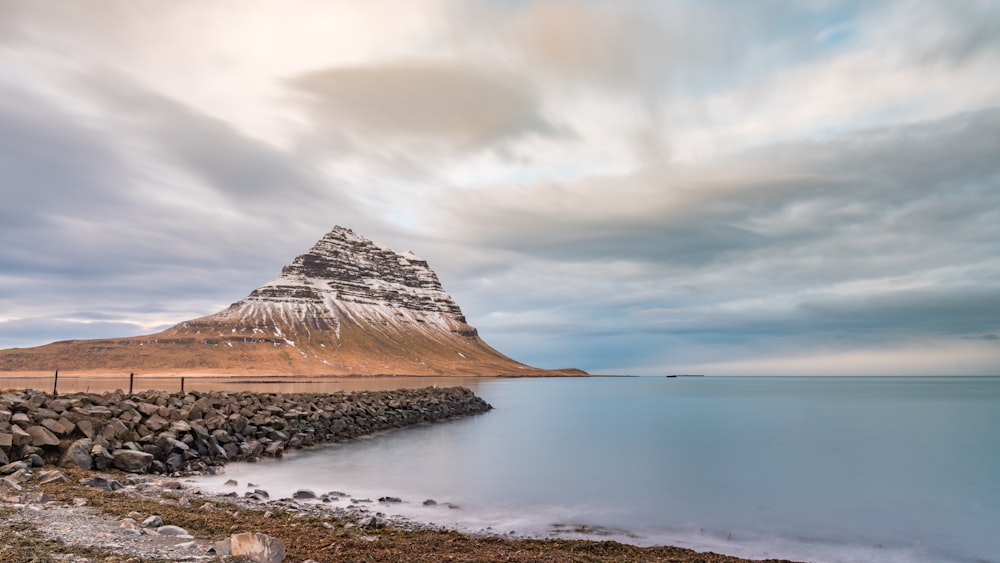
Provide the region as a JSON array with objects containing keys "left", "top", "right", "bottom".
[
  {"left": 1, "top": 1, "right": 998, "bottom": 374},
  {"left": 0, "top": 70, "right": 366, "bottom": 337},
  {"left": 423, "top": 108, "right": 1000, "bottom": 370}
]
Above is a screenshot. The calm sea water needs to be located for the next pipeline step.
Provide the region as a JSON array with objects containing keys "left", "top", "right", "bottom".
[{"left": 193, "top": 376, "right": 999, "bottom": 563}]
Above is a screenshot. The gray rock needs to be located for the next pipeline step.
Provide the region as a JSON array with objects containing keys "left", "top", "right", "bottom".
[
  {"left": 144, "top": 413, "right": 169, "bottom": 432},
  {"left": 27, "top": 453, "right": 44, "bottom": 467},
  {"left": 10, "top": 425, "right": 31, "bottom": 447},
  {"left": 0, "top": 448, "right": 7, "bottom": 465},
  {"left": 142, "top": 515, "right": 164, "bottom": 528},
  {"left": 60, "top": 438, "right": 94, "bottom": 470},
  {"left": 38, "top": 470, "right": 68, "bottom": 484},
  {"left": 358, "top": 516, "right": 380, "bottom": 529},
  {"left": 77, "top": 419, "right": 95, "bottom": 439},
  {"left": 26, "top": 425, "right": 61, "bottom": 447},
  {"left": 0, "top": 460, "right": 29, "bottom": 475},
  {"left": 156, "top": 525, "right": 191, "bottom": 536},
  {"left": 0, "top": 432, "right": 12, "bottom": 448},
  {"left": 422, "top": 499, "right": 437, "bottom": 506},
  {"left": 41, "top": 418, "right": 71, "bottom": 436},
  {"left": 80, "top": 476, "right": 124, "bottom": 491},
  {"left": 292, "top": 489, "right": 317, "bottom": 499},
  {"left": 112, "top": 449, "right": 153, "bottom": 473}
]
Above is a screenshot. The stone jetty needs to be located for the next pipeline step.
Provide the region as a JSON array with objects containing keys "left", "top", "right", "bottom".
[{"left": 0, "top": 386, "right": 491, "bottom": 475}]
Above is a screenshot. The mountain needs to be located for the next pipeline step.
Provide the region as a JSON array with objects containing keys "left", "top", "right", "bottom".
[{"left": 0, "top": 226, "right": 585, "bottom": 377}]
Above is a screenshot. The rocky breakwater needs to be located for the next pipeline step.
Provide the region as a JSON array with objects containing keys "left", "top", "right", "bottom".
[{"left": 0, "top": 386, "right": 491, "bottom": 475}]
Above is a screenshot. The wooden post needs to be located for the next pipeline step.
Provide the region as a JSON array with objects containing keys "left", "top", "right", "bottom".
[
  {"left": 52, "top": 369, "right": 59, "bottom": 397},
  {"left": 129, "top": 372, "right": 134, "bottom": 395},
  {"left": 181, "top": 377, "right": 185, "bottom": 394}
]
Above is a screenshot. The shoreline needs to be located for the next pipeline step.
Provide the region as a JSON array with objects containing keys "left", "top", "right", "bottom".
[
  {"left": 1, "top": 465, "right": 801, "bottom": 562},
  {"left": 0, "top": 386, "right": 798, "bottom": 561}
]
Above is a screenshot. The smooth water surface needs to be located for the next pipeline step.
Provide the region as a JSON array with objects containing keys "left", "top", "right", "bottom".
[{"left": 195, "top": 376, "right": 1000, "bottom": 562}]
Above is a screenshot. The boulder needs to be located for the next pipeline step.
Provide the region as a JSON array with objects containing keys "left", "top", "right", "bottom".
[
  {"left": 112, "top": 449, "right": 153, "bottom": 473},
  {"left": 144, "top": 413, "right": 169, "bottom": 432},
  {"left": 60, "top": 438, "right": 94, "bottom": 470},
  {"left": 10, "top": 425, "right": 31, "bottom": 447},
  {"left": 77, "top": 419, "right": 95, "bottom": 439},
  {"left": 26, "top": 425, "right": 61, "bottom": 447},
  {"left": 91, "top": 444, "right": 114, "bottom": 470},
  {"left": 0, "top": 432, "right": 12, "bottom": 448},
  {"left": 142, "top": 515, "right": 163, "bottom": 528},
  {"left": 292, "top": 489, "right": 317, "bottom": 500},
  {"left": 41, "top": 418, "right": 71, "bottom": 436}
]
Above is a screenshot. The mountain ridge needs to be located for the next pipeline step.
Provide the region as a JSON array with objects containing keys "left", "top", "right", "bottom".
[{"left": 0, "top": 226, "right": 585, "bottom": 377}]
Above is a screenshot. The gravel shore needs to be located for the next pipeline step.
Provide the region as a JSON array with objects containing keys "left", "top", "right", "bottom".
[{"left": 1, "top": 466, "right": 801, "bottom": 562}]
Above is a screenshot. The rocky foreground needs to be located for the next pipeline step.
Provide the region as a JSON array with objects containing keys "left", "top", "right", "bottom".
[{"left": 0, "top": 387, "right": 491, "bottom": 474}]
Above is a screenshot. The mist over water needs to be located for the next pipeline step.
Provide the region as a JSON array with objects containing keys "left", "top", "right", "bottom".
[{"left": 195, "top": 376, "right": 1000, "bottom": 563}]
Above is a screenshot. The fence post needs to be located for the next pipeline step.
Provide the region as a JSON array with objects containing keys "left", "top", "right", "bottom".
[
  {"left": 129, "top": 372, "right": 134, "bottom": 395},
  {"left": 52, "top": 368, "right": 59, "bottom": 397},
  {"left": 181, "top": 377, "right": 185, "bottom": 394}
]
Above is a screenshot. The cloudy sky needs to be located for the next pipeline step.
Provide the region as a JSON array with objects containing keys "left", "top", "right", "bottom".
[{"left": 1, "top": 1, "right": 998, "bottom": 375}]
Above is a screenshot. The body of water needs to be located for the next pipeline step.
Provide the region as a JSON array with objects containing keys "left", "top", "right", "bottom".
[{"left": 189, "top": 376, "right": 998, "bottom": 562}]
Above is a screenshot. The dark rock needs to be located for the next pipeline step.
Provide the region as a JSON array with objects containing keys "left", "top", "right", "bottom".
[
  {"left": 358, "top": 516, "right": 380, "bottom": 529},
  {"left": 379, "top": 496, "right": 402, "bottom": 503},
  {"left": 60, "top": 438, "right": 94, "bottom": 470},
  {"left": 112, "top": 449, "right": 154, "bottom": 473},
  {"left": 91, "top": 444, "right": 114, "bottom": 470},
  {"left": 0, "top": 460, "right": 29, "bottom": 475},
  {"left": 292, "top": 489, "right": 317, "bottom": 499},
  {"left": 80, "top": 476, "right": 124, "bottom": 491},
  {"left": 77, "top": 419, "right": 95, "bottom": 439}
]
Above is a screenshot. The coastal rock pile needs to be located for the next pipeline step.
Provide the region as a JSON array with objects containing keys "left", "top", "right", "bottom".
[{"left": 0, "top": 386, "right": 491, "bottom": 474}]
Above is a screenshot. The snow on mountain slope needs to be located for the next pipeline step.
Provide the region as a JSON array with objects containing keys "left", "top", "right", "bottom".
[{"left": 0, "top": 226, "right": 585, "bottom": 377}]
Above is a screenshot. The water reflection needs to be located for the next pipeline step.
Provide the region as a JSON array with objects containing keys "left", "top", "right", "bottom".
[{"left": 0, "top": 375, "right": 488, "bottom": 394}]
